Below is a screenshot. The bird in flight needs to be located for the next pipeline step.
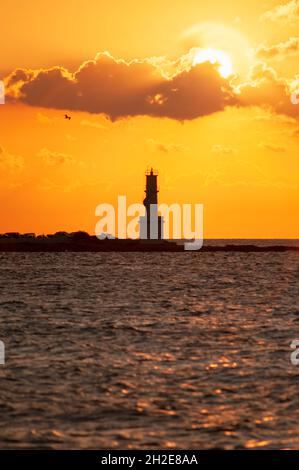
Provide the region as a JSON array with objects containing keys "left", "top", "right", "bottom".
[{"left": 64, "top": 114, "right": 71, "bottom": 120}]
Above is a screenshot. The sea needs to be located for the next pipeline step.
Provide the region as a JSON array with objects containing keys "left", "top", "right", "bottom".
[{"left": 0, "top": 240, "right": 298, "bottom": 449}]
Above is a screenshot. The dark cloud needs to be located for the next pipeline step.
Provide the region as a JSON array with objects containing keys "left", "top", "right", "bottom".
[
  {"left": 237, "top": 62, "right": 299, "bottom": 119},
  {"left": 5, "top": 52, "right": 235, "bottom": 121},
  {"left": 4, "top": 52, "right": 299, "bottom": 121}
]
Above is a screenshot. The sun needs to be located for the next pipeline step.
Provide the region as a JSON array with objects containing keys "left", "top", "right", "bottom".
[
  {"left": 181, "top": 22, "right": 253, "bottom": 79},
  {"left": 192, "top": 48, "right": 233, "bottom": 78}
]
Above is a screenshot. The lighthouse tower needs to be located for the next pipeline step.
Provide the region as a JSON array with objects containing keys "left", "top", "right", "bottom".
[{"left": 139, "top": 168, "right": 164, "bottom": 240}]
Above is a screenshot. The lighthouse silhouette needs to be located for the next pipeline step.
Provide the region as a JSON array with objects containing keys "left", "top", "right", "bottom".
[{"left": 139, "top": 168, "right": 164, "bottom": 240}]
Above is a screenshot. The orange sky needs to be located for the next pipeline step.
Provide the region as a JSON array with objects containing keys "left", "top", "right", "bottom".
[{"left": 0, "top": 0, "right": 298, "bottom": 237}]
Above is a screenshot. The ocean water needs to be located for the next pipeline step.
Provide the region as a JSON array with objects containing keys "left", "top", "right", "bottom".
[{"left": 0, "top": 249, "right": 299, "bottom": 449}]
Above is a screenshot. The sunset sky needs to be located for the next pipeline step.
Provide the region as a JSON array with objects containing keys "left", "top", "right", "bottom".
[{"left": 1, "top": 0, "right": 299, "bottom": 237}]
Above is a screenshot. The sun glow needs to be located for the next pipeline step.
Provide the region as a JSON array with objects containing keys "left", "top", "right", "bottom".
[{"left": 192, "top": 48, "right": 233, "bottom": 78}]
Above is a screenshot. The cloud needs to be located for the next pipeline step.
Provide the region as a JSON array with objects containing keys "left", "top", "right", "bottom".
[
  {"left": 211, "top": 144, "right": 237, "bottom": 155},
  {"left": 256, "top": 37, "right": 299, "bottom": 60},
  {"left": 258, "top": 142, "right": 286, "bottom": 153},
  {"left": 260, "top": 0, "right": 299, "bottom": 23},
  {"left": 0, "top": 145, "right": 24, "bottom": 172},
  {"left": 5, "top": 52, "right": 235, "bottom": 121},
  {"left": 237, "top": 62, "right": 299, "bottom": 119},
  {"left": 36, "top": 112, "right": 54, "bottom": 124},
  {"left": 80, "top": 119, "right": 108, "bottom": 129},
  {"left": 147, "top": 138, "right": 190, "bottom": 153},
  {"left": 37, "top": 148, "right": 74, "bottom": 165},
  {"left": 4, "top": 51, "right": 299, "bottom": 122},
  {"left": 252, "top": 112, "right": 297, "bottom": 126}
]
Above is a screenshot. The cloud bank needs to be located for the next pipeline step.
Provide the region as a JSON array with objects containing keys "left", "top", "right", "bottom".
[{"left": 4, "top": 51, "right": 299, "bottom": 121}]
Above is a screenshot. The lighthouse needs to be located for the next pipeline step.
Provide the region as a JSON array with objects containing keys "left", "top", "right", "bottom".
[{"left": 139, "top": 168, "right": 164, "bottom": 240}]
